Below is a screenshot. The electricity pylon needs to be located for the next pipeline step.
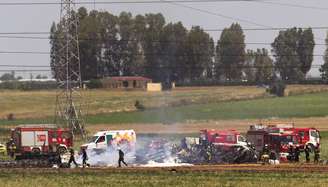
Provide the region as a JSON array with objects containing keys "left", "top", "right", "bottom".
[{"left": 54, "top": 0, "right": 86, "bottom": 138}]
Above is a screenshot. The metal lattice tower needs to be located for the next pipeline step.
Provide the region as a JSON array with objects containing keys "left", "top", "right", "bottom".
[{"left": 54, "top": 0, "right": 86, "bottom": 138}]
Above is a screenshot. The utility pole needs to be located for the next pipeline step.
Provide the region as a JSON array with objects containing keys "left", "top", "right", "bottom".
[{"left": 54, "top": 0, "right": 86, "bottom": 138}]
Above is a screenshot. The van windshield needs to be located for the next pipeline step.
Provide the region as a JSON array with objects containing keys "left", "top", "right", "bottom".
[{"left": 88, "top": 136, "right": 99, "bottom": 143}]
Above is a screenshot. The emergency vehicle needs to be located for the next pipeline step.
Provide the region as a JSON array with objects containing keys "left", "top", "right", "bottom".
[
  {"left": 246, "top": 125, "right": 299, "bottom": 153},
  {"left": 81, "top": 130, "right": 136, "bottom": 151},
  {"left": 200, "top": 129, "right": 248, "bottom": 147},
  {"left": 10, "top": 125, "right": 73, "bottom": 158}
]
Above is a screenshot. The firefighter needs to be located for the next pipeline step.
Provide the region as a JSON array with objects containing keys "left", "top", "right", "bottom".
[
  {"left": 262, "top": 144, "right": 270, "bottom": 155},
  {"left": 304, "top": 145, "right": 311, "bottom": 163},
  {"left": 68, "top": 148, "right": 78, "bottom": 168},
  {"left": 6, "top": 139, "right": 16, "bottom": 158},
  {"left": 205, "top": 146, "right": 212, "bottom": 163},
  {"left": 82, "top": 148, "right": 88, "bottom": 168},
  {"left": 287, "top": 144, "right": 295, "bottom": 162},
  {"left": 180, "top": 138, "right": 188, "bottom": 150},
  {"left": 261, "top": 144, "right": 270, "bottom": 163},
  {"left": 314, "top": 147, "right": 320, "bottom": 163},
  {"left": 118, "top": 149, "right": 128, "bottom": 167},
  {"left": 295, "top": 146, "right": 300, "bottom": 162}
]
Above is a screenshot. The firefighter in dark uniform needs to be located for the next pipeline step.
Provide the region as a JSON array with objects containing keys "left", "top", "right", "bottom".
[
  {"left": 287, "top": 144, "right": 295, "bottom": 162},
  {"left": 314, "top": 147, "right": 320, "bottom": 163},
  {"left": 6, "top": 139, "right": 16, "bottom": 158},
  {"left": 304, "top": 144, "right": 311, "bottom": 163},
  {"left": 82, "top": 148, "right": 88, "bottom": 168},
  {"left": 295, "top": 146, "right": 300, "bottom": 162},
  {"left": 68, "top": 148, "right": 78, "bottom": 168},
  {"left": 118, "top": 149, "right": 128, "bottom": 167}
]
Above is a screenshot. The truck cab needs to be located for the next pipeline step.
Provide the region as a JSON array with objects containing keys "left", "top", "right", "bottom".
[{"left": 292, "top": 128, "right": 320, "bottom": 150}]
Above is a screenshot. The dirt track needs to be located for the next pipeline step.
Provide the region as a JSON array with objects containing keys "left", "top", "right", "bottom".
[{"left": 2, "top": 164, "right": 328, "bottom": 173}]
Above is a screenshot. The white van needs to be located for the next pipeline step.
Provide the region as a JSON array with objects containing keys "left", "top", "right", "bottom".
[{"left": 81, "top": 130, "right": 136, "bottom": 151}]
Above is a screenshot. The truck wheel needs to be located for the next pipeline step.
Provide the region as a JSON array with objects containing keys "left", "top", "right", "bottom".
[
  {"left": 32, "top": 148, "right": 41, "bottom": 154},
  {"left": 307, "top": 144, "right": 315, "bottom": 152}
]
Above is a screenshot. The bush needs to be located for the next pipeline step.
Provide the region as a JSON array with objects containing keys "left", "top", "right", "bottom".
[
  {"left": 268, "top": 81, "right": 286, "bottom": 97},
  {"left": 135, "top": 100, "right": 145, "bottom": 111},
  {"left": 0, "top": 81, "right": 57, "bottom": 90},
  {"left": 87, "top": 79, "right": 103, "bottom": 89},
  {"left": 7, "top": 113, "right": 15, "bottom": 121}
]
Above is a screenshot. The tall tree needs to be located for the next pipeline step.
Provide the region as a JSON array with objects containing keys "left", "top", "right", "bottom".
[
  {"left": 131, "top": 14, "right": 147, "bottom": 76},
  {"left": 215, "top": 23, "right": 245, "bottom": 81},
  {"left": 272, "top": 27, "right": 314, "bottom": 81},
  {"left": 243, "top": 49, "right": 256, "bottom": 82},
  {"left": 117, "top": 12, "right": 138, "bottom": 76},
  {"left": 78, "top": 8, "right": 102, "bottom": 80},
  {"left": 298, "top": 28, "right": 315, "bottom": 75},
  {"left": 320, "top": 33, "right": 328, "bottom": 80},
  {"left": 0, "top": 72, "right": 16, "bottom": 81},
  {"left": 143, "top": 13, "right": 166, "bottom": 82},
  {"left": 254, "top": 48, "right": 274, "bottom": 83},
  {"left": 185, "top": 26, "right": 214, "bottom": 81},
  {"left": 160, "top": 22, "right": 188, "bottom": 83},
  {"left": 49, "top": 22, "right": 59, "bottom": 79}
]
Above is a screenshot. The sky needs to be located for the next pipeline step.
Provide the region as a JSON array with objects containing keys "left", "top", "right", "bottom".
[{"left": 0, "top": 0, "right": 327, "bottom": 78}]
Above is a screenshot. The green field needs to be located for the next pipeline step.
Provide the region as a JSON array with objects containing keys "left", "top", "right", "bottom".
[
  {"left": 86, "top": 91, "right": 328, "bottom": 124},
  {"left": 2, "top": 91, "right": 328, "bottom": 126},
  {"left": 0, "top": 169, "right": 327, "bottom": 187},
  {"left": 0, "top": 85, "right": 327, "bottom": 124}
]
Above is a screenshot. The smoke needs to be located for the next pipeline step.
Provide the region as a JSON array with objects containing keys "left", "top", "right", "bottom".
[
  {"left": 76, "top": 134, "right": 194, "bottom": 167},
  {"left": 77, "top": 144, "right": 136, "bottom": 167}
]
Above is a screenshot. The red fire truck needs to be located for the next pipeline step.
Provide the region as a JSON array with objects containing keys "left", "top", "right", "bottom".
[
  {"left": 246, "top": 125, "right": 299, "bottom": 154},
  {"left": 252, "top": 123, "right": 320, "bottom": 150},
  {"left": 200, "top": 129, "right": 248, "bottom": 147},
  {"left": 277, "top": 127, "right": 320, "bottom": 150},
  {"left": 10, "top": 125, "right": 73, "bottom": 159}
]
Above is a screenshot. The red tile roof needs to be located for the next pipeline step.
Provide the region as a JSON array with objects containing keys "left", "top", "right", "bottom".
[{"left": 108, "top": 76, "right": 152, "bottom": 81}]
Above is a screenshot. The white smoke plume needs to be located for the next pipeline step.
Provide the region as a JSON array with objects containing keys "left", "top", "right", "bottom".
[{"left": 77, "top": 144, "right": 135, "bottom": 167}]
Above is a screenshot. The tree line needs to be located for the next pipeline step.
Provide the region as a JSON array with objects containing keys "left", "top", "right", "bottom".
[{"left": 50, "top": 7, "right": 322, "bottom": 84}]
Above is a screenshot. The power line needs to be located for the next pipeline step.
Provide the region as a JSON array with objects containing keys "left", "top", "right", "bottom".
[
  {"left": 0, "top": 51, "right": 49, "bottom": 54},
  {"left": 0, "top": 65, "right": 50, "bottom": 68},
  {"left": 0, "top": 35, "right": 321, "bottom": 46},
  {"left": 161, "top": 0, "right": 271, "bottom": 28},
  {"left": 0, "top": 69, "right": 51, "bottom": 72},
  {"left": 0, "top": 26, "right": 326, "bottom": 36},
  {"left": 0, "top": 50, "right": 325, "bottom": 57},
  {"left": 0, "top": 0, "right": 265, "bottom": 6},
  {"left": 162, "top": 0, "right": 326, "bottom": 41},
  {"left": 254, "top": 1, "right": 328, "bottom": 11}
]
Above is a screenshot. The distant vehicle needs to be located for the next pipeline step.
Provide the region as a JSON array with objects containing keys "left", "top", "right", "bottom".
[
  {"left": 10, "top": 125, "right": 73, "bottom": 159},
  {"left": 81, "top": 130, "right": 136, "bottom": 151},
  {"left": 247, "top": 123, "right": 320, "bottom": 151},
  {"left": 246, "top": 124, "right": 307, "bottom": 161},
  {"left": 200, "top": 129, "right": 248, "bottom": 147},
  {"left": 277, "top": 127, "right": 320, "bottom": 151}
]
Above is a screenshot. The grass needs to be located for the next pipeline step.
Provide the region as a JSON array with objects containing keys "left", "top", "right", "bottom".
[
  {"left": 0, "top": 85, "right": 327, "bottom": 120},
  {"left": 1, "top": 89, "right": 328, "bottom": 126},
  {"left": 65, "top": 91, "right": 328, "bottom": 124},
  {"left": 0, "top": 170, "right": 328, "bottom": 187}
]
